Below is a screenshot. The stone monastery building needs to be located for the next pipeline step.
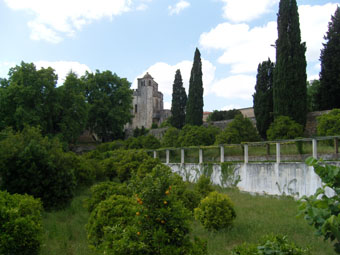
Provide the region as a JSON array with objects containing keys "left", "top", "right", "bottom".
[{"left": 127, "top": 72, "right": 171, "bottom": 129}]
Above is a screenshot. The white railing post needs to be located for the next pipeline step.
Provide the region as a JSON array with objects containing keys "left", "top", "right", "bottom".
[
  {"left": 244, "top": 144, "right": 248, "bottom": 164},
  {"left": 166, "top": 150, "right": 170, "bottom": 164},
  {"left": 181, "top": 149, "right": 185, "bottom": 164},
  {"left": 312, "top": 139, "right": 317, "bottom": 159},
  {"left": 220, "top": 145, "right": 224, "bottom": 163},
  {"left": 153, "top": 150, "right": 157, "bottom": 159},
  {"left": 199, "top": 149, "right": 203, "bottom": 164},
  {"left": 276, "top": 143, "right": 280, "bottom": 164}
]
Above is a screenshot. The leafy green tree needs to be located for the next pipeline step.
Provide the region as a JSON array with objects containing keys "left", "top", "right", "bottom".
[
  {"left": 317, "top": 108, "right": 340, "bottom": 136},
  {"left": 186, "top": 48, "right": 204, "bottom": 126},
  {"left": 83, "top": 70, "right": 133, "bottom": 142},
  {"left": 0, "top": 62, "right": 59, "bottom": 134},
  {"left": 0, "top": 126, "right": 76, "bottom": 209},
  {"left": 266, "top": 115, "right": 304, "bottom": 140},
  {"left": 318, "top": 7, "right": 340, "bottom": 110},
  {"left": 215, "top": 114, "right": 260, "bottom": 144},
  {"left": 162, "top": 127, "right": 180, "bottom": 147},
  {"left": 300, "top": 157, "right": 340, "bottom": 254},
  {"left": 273, "top": 0, "right": 307, "bottom": 126},
  {"left": 307, "top": 79, "right": 321, "bottom": 112},
  {"left": 253, "top": 59, "right": 274, "bottom": 139},
  {"left": 178, "top": 125, "right": 220, "bottom": 147},
  {"left": 207, "top": 109, "right": 241, "bottom": 122},
  {"left": 171, "top": 69, "right": 187, "bottom": 129},
  {"left": 55, "top": 72, "right": 88, "bottom": 144}
]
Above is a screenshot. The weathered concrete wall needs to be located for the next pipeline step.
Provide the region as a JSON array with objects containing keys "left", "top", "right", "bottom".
[{"left": 166, "top": 162, "right": 339, "bottom": 198}]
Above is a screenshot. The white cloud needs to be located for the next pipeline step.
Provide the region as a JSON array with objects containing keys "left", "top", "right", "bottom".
[
  {"left": 0, "top": 62, "right": 16, "bottom": 78},
  {"left": 4, "top": 0, "right": 148, "bottom": 43},
  {"left": 211, "top": 75, "right": 256, "bottom": 100},
  {"left": 299, "top": 3, "right": 339, "bottom": 63},
  {"left": 200, "top": 21, "right": 276, "bottom": 74},
  {"left": 133, "top": 58, "right": 216, "bottom": 96},
  {"left": 164, "top": 101, "right": 171, "bottom": 110},
  {"left": 220, "top": 0, "right": 279, "bottom": 22},
  {"left": 168, "top": 0, "right": 190, "bottom": 15},
  {"left": 34, "top": 61, "right": 91, "bottom": 85},
  {"left": 222, "top": 104, "right": 242, "bottom": 110}
]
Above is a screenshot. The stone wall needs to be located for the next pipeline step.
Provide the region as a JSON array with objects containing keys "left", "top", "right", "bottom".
[
  {"left": 304, "top": 110, "right": 330, "bottom": 136},
  {"left": 167, "top": 161, "right": 338, "bottom": 198}
]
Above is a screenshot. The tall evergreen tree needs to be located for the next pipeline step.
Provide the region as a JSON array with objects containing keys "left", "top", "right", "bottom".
[
  {"left": 170, "top": 69, "right": 187, "bottom": 129},
  {"left": 253, "top": 59, "right": 274, "bottom": 139},
  {"left": 273, "top": 0, "right": 307, "bottom": 126},
  {"left": 185, "top": 48, "right": 204, "bottom": 126},
  {"left": 318, "top": 6, "right": 340, "bottom": 110}
]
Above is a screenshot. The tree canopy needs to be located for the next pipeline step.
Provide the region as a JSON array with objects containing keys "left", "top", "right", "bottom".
[
  {"left": 273, "top": 0, "right": 307, "bottom": 126},
  {"left": 253, "top": 59, "right": 274, "bottom": 139},
  {"left": 171, "top": 69, "right": 187, "bottom": 129},
  {"left": 317, "top": 7, "right": 340, "bottom": 110},
  {"left": 185, "top": 48, "right": 204, "bottom": 126}
]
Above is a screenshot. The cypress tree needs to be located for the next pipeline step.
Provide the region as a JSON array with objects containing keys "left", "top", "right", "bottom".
[
  {"left": 253, "top": 59, "right": 274, "bottom": 139},
  {"left": 318, "top": 6, "right": 340, "bottom": 110},
  {"left": 273, "top": 0, "right": 307, "bottom": 126},
  {"left": 171, "top": 69, "right": 187, "bottom": 129},
  {"left": 185, "top": 48, "right": 204, "bottom": 126}
]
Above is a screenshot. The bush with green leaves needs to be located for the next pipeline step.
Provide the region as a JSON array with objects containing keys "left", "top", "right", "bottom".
[
  {"left": 101, "top": 149, "right": 158, "bottom": 182},
  {"left": 86, "top": 181, "right": 132, "bottom": 213},
  {"left": 162, "top": 127, "right": 180, "bottom": 147},
  {"left": 215, "top": 114, "right": 260, "bottom": 145},
  {"left": 317, "top": 108, "right": 340, "bottom": 136},
  {"left": 194, "top": 174, "right": 215, "bottom": 198},
  {"left": 266, "top": 116, "right": 304, "bottom": 140},
  {"left": 299, "top": 157, "right": 340, "bottom": 254},
  {"left": 232, "top": 235, "right": 310, "bottom": 255},
  {"left": 86, "top": 194, "right": 137, "bottom": 249},
  {"left": 0, "top": 126, "right": 76, "bottom": 209},
  {"left": 103, "top": 164, "right": 207, "bottom": 254},
  {"left": 194, "top": 191, "right": 236, "bottom": 231},
  {"left": 0, "top": 190, "right": 43, "bottom": 255},
  {"left": 207, "top": 109, "right": 241, "bottom": 122},
  {"left": 178, "top": 124, "right": 220, "bottom": 147}
]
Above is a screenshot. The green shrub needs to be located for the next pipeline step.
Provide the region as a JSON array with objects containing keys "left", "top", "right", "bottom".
[
  {"left": 86, "top": 194, "right": 137, "bottom": 248},
  {"left": 0, "top": 190, "right": 43, "bottom": 255},
  {"left": 232, "top": 235, "right": 310, "bottom": 255},
  {"left": 162, "top": 127, "right": 180, "bottom": 147},
  {"left": 125, "top": 164, "right": 207, "bottom": 254},
  {"left": 299, "top": 157, "right": 340, "bottom": 253},
  {"left": 101, "top": 149, "right": 152, "bottom": 182},
  {"left": 215, "top": 114, "right": 260, "bottom": 144},
  {"left": 96, "top": 140, "right": 126, "bottom": 152},
  {"left": 178, "top": 125, "right": 220, "bottom": 147},
  {"left": 0, "top": 126, "right": 76, "bottom": 209},
  {"left": 207, "top": 109, "right": 241, "bottom": 122},
  {"left": 135, "top": 157, "right": 162, "bottom": 179},
  {"left": 140, "top": 134, "right": 161, "bottom": 149},
  {"left": 86, "top": 181, "right": 132, "bottom": 213},
  {"left": 194, "top": 191, "right": 236, "bottom": 231},
  {"left": 195, "top": 174, "right": 214, "bottom": 198},
  {"left": 317, "top": 108, "right": 340, "bottom": 136},
  {"left": 266, "top": 116, "right": 304, "bottom": 140}
]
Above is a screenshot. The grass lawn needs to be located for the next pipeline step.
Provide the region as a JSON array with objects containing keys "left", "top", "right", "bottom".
[{"left": 41, "top": 186, "right": 336, "bottom": 255}]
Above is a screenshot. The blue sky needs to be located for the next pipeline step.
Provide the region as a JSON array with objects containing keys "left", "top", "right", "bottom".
[{"left": 0, "top": 0, "right": 339, "bottom": 111}]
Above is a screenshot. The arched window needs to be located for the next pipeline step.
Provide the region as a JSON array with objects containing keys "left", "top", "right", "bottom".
[
  {"left": 149, "top": 80, "right": 151, "bottom": 86},
  {"left": 135, "top": 104, "right": 138, "bottom": 113}
]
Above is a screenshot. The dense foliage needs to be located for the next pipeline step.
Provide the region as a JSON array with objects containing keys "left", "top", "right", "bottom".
[
  {"left": 299, "top": 157, "right": 340, "bottom": 254},
  {"left": 178, "top": 125, "right": 220, "bottom": 147},
  {"left": 0, "top": 126, "right": 76, "bottom": 209},
  {"left": 0, "top": 190, "right": 43, "bottom": 255},
  {"left": 317, "top": 108, "right": 340, "bottom": 136},
  {"left": 266, "top": 116, "right": 304, "bottom": 140},
  {"left": 253, "top": 59, "right": 274, "bottom": 139},
  {"left": 171, "top": 69, "right": 187, "bottom": 129},
  {"left": 206, "top": 109, "right": 241, "bottom": 122},
  {"left": 194, "top": 191, "right": 236, "bottom": 231},
  {"left": 83, "top": 70, "right": 133, "bottom": 142},
  {"left": 318, "top": 7, "right": 340, "bottom": 110},
  {"left": 161, "top": 127, "right": 180, "bottom": 147},
  {"left": 215, "top": 114, "right": 260, "bottom": 144},
  {"left": 307, "top": 80, "right": 321, "bottom": 112},
  {"left": 232, "top": 235, "right": 310, "bottom": 255},
  {"left": 273, "top": 0, "right": 307, "bottom": 126},
  {"left": 186, "top": 48, "right": 204, "bottom": 126}
]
